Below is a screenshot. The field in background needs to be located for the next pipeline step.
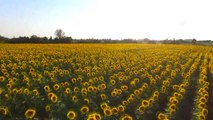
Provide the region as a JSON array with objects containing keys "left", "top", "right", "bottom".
[{"left": 0, "top": 44, "right": 212, "bottom": 120}]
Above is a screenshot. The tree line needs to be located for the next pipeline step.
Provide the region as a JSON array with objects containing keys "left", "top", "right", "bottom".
[{"left": 0, "top": 29, "right": 212, "bottom": 45}]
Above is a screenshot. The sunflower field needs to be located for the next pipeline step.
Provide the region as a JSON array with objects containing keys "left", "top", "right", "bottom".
[{"left": 0, "top": 44, "right": 212, "bottom": 120}]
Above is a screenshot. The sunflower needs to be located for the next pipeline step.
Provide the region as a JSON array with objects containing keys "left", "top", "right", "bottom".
[
  {"left": 142, "top": 83, "right": 148, "bottom": 89},
  {"left": 32, "top": 89, "right": 38, "bottom": 96},
  {"left": 67, "top": 110, "right": 77, "bottom": 120},
  {"left": 74, "top": 87, "right": 79, "bottom": 93},
  {"left": 66, "top": 88, "right": 71, "bottom": 93},
  {"left": 169, "top": 103, "right": 176, "bottom": 110},
  {"left": 87, "top": 112, "right": 101, "bottom": 120},
  {"left": 138, "top": 105, "right": 145, "bottom": 112},
  {"left": 110, "top": 80, "right": 116, "bottom": 85},
  {"left": 142, "top": 100, "right": 150, "bottom": 107},
  {"left": 53, "top": 84, "right": 60, "bottom": 91},
  {"left": 100, "top": 94, "right": 106, "bottom": 100},
  {"left": 121, "top": 85, "right": 128, "bottom": 91},
  {"left": 149, "top": 98, "right": 154, "bottom": 104},
  {"left": 84, "top": 98, "right": 90, "bottom": 104},
  {"left": 25, "top": 108, "right": 36, "bottom": 119},
  {"left": 112, "top": 107, "right": 118, "bottom": 115},
  {"left": 127, "top": 97, "right": 133, "bottom": 103},
  {"left": 100, "top": 84, "right": 106, "bottom": 89},
  {"left": 50, "top": 94, "right": 58, "bottom": 103},
  {"left": 169, "top": 109, "right": 176, "bottom": 116},
  {"left": 103, "top": 109, "right": 112, "bottom": 116},
  {"left": 201, "top": 108, "right": 208, "bottom": 116},
  {"left": 117, "top": 105, "right": 125, "bottom": 112},
  {"left": 44, "top": 85, "right": 50, "bottom": 92},
  {"left": 199, "top": 97, "right": 207, "bottom": 103},
  {"left": 100, "top": 102, "right": 108, "bottom": 110},
  {"left": 12, "top": 88, "right": 18, "bottom": 95},
  {"left": 122, "top": 100, "right": 128, "bottom": 106},
  {"left": 134, "top": 90, "right": 140, "bottom": 96},
  {"left": 71, "top": 78, "right": 77, "bottom": 83},
  {"left": 99, "top": 76, "right": 104, "bottom": 81},
  {"left": 198, "top": 103, "right": 206, "bottom": 109},
  {"left": 24, "top": 88, "right": 30, "bottom": 95},
  {"left": 111, "top": 91, "right": 117, "bottom": 97},
  {"left": 130, "top": 81, "right": 135, "bottom": 87},
  {"left": 157, "top": 113, "right": 167, "bottom": 120},
  {"left": 87, "top": 86, "right": 94, "bottom": 92},
  {"left": 71, "top": 95, "right": 78, "bottom": 103},
  {"left": 80, "top": 106, "right": 89, "bottom": 114},
  {"left": 197, "top": 113, "right": 206, "bottom": 120},
  {"left": 0, "top": 76, "right": 5, "bottom": 82},
  {"left": 0, "top": 106, "right": 9, "bottom": 116},
  {"left": 45, "top": 105, "right": 50, "bottom": 112},
  {"left": 47, "top": 92, "right": 54, "bottom": 99},
  {"left": 120, "top": 114, "right": 133, "bottom": 120}
]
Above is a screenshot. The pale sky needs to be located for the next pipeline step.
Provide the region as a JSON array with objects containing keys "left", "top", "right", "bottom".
[{"left": 0, "top": 0, "right": 213, "bottom": 40}]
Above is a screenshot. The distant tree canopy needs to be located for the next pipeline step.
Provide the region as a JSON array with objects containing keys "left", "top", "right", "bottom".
[
  {"left": 0, "top": 35, "right": 8, "bottom": 43},
  {"left": 55, "top": 29, "right": 65, "bottom": 39},
  {"left": 0, "top": 32, "right": 212, "bottom": 45},
  {"left": 192, "top": 38, "right": 197, "bottom": 44},
  {"left": 4, "top": 29, "right": 72, "bottom": 43}
]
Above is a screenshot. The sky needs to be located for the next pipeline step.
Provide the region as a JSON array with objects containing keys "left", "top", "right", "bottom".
[{"left": 0, "top": 0, "right": 213, "bottom": 40}]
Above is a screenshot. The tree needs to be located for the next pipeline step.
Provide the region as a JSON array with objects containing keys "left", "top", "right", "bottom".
[
  {"left": 192, "top": 38, "right": 197, "bottom": 45},
  {"left": 55, "top": 29, "right": 65, "bottom": 39}
]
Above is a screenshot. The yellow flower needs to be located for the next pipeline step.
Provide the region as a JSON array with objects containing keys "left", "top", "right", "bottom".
[
  {"left": 71, "top": 95, "right": 78, "bottom": 103},
  {"left": 138, "top": 105, "right": 145, "bottom": 112},
  {"left": 134, "top": 90, "right": 140, "bottom": 96},
  {"left": 0, "top": 106, "right": 9, "bottom": 116},
  {"left": 50, "top": 94, "right": 58, "bottom": 103},
  {"left": 32, "top": 89, "right": 38, "bottom": 96},
  {"left": 112, "top": 107, "right": 118, "bottom": 115},
  {"left": 87, "top": 86, "right": 94, "bottom": 92},
  {"left": 120, "top": 114, "right": 133, "bottom": 120},
  {"left": 122, "top": 100, "right": 128, "bottom": 106},
  {"left": 142, "top": 100, "right": 150, "bottom": 107},
  {"left": 111, "top": 91, "right": 117, "bottom": 97},
  {"left": 45, "top": 105, "right": 50, "bottom": 112},
  {"left": 0, "top": 76, "right": 5, "bottom": 82},
  {"left": 87, "top": 112, "right": 101, "bottom": 120},
  {"left": 53, "top": 84, "right": 60, "bottom": 91},
  {"left": 67, "top": 110, "right": 77, "bottom": 120},
  {"left": 80, "top": 106, "right": 89, "bottom": 114},
  {"left": 157, "top": 113, "right": 167, "bottom": 120},
  {"left": 117, "top": 105, "right": 125, "bottom": 112},
  {"left": 25, "top": 108, "right": 36, "bottom": 119},
  {"left": 202, "top": 108, "right": 208, "bottom": 116},
  {"left": 103, "top": 109, "right": 112, "bottom": 116},
  {"left": 74, "top": 87, "right": 79, "bottom": 93},
  {"left": 66, "top": 88, "right": 71, "bottom": 93},
  {"left": 12, "top": 88, "right": 18, "bottom": 95},
  {"left": 100, "top": 102, "right": 108, "bottom": 110},
  {"left": 71, "top": 78, "right": 77, "bottom": 83},
  {"left": 44, "top": 85, "right": 50, "bottom": 92},
  {"left": 169, "top": 109, "right": 176, "bottom": 116},
  {"left": 121, "top": 85, "right": 128, "bottom": 91},
  {"left": 110, "top": 80, "right": 116, "bottom": 85},
  {"left": 169, "top": 103, "right": 176, "bottom": 110},
  {"left": 24, "top": 88, "right": 30, "bottom": 95},
  {"left": 101, "top": 84, "right": 106, "bottom": 90},
  {"left": 130, "top": 81, "right": 135, "bottom": 87},
  {"left": 199, "top": 97, "right": 207, "bottom": 103},
  {"left": 197, "top": 113, "right": 206, "bottom": 120},
  {"left": 100, "top": 94, "right": 106, "bottom": 100},
  {"left": 84, "top": 98, "right": 90, "bottom": 104}
]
